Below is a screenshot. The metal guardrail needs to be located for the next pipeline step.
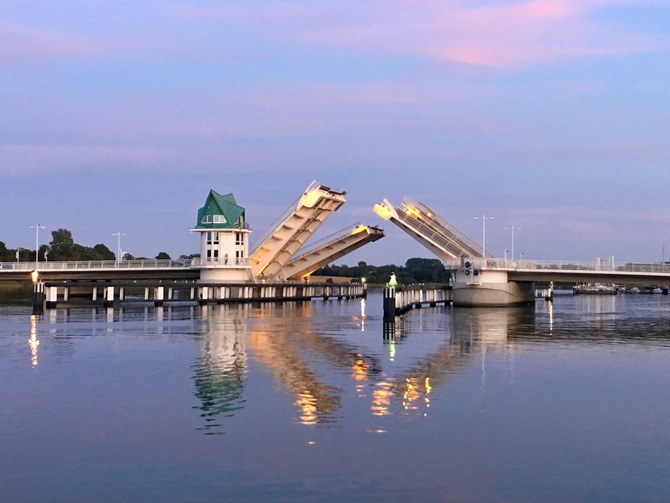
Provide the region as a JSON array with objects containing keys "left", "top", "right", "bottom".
[
  {"left": 444, "top": 258, "right": 670, "bottom": 274},
  {"left": 190, "top": 257, "right": 251, "bottom": 267},
  {"left": 0, "top": 259, "right": 194, "bottom": 271}
]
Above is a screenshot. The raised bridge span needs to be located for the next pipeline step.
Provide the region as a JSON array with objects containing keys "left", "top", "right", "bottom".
[{"left": 374, "top": 196, "right": 670, "bottom": 306}]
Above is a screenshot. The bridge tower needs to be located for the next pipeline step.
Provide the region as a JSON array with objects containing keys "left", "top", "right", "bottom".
[{"left": 191, "top": 190, "right": 253, "bottom": 282}]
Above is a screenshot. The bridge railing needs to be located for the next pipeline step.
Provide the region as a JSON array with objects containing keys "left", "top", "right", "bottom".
[
  {"left": 445, "top": 258, "right": 670, "bottom": 274},
  {"left": 0, "top": 259, "right": 194, "bottom": 271}
]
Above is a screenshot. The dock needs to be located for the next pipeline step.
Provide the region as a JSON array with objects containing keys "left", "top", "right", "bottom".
[
  {"left": 32, "top": 280, "right": 367, "bottom": 312},
  {"left": 383, "top": 285, "right": 452, "bottom": 322}
]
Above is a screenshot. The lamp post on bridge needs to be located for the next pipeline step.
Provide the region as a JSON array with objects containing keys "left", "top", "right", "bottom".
[
  {"left": 474, "top": 215, "right": 493, "bottom": 259},
  {"left": 29, "top": 224, "right": 45, "bottom": 269},
  {"left": 113, "top": 232, "right": 126, "bottom": 264},
  {"left": 504, "top": 225, "right": 521, "bottom": 260}
]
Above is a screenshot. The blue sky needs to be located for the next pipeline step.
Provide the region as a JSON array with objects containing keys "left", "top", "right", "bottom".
[{"left": 2, "top": 0, "right": 670, "bottom": 265}]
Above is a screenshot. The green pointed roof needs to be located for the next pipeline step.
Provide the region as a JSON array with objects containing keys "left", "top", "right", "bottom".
[{"left": 194, "top": 190, "right": 247, "bottom": 230}]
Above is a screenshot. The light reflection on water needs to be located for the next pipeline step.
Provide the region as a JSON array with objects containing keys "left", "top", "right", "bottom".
[{"left": 1, "top": 291, "right": 670, "bottom": 501}]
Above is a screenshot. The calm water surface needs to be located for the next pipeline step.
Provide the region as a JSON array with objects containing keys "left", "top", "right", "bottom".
[{"left": 1, "top": 291, "right": 670, "bottom": 502}]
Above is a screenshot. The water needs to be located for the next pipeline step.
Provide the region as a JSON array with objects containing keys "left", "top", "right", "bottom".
[{"left": 1, "top": 291, "right": 670, "bottom": 502}]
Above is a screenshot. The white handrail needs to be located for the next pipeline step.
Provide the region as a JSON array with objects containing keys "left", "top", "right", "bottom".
[
  {"left": 444, "top": 257, "right": 670, "bottom": 273},
  {"left": 0, "top": 259, "right": 194, "bottom": 271}
]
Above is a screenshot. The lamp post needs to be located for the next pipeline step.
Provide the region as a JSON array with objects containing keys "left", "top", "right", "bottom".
[
  {"left": 112, "top": 232, "right": 125, "bottom": 264},
  {"left": 29, "top": 224, "right": 45, "bottom": 269},
  {"left": 474, "top": 215, "right": 493, "bottom": 259},
  {"left": 504, "top": 225, "right": 521, "bottom": 260}
]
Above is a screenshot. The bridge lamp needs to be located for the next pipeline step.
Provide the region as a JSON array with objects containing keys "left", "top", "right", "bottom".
[
  {"left": 504, "top": 225, "right": 521, "bottom": 260},
  {"left": 474, "top": 215, "right": 493, "bottom": 259},
  {"left": 113, "top": 232, "right": 126, "bottom": 263},
  {"left": 29, "top": 223, "right": 45, "bottom": 269}
]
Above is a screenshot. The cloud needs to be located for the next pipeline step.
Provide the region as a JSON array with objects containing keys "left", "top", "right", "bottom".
[
  {"left": 296, "top": 0, "right": 664, "bottom": 67},
  {"left": 0, "top": 20, "right": 99, "bottom": 60},
  {"left": 0, "top": 144, "right": 165, "bottom": 175},
  {"left": 3, "top": 1, "right": 665, "bottom": 67}
]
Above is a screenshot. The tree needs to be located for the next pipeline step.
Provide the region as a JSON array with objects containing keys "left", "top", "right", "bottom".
[
  {"left": 93, "top": 244, "right": 116, "bottom": 260},
  {"left": 49, "top": 228, "right": 76, "bottom": 260},
  {"left": 0, "top": 241, "right": 11, "bottom": 262},
  {"left": 155, "top": 252, "right": 171, "bottom": 260}
]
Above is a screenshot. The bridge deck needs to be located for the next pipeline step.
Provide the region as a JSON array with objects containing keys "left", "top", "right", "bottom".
[
  {"left": 449, "top": 258, "right": 670, "bottom": 286},
  {"left": 0, "top": 259, "right": 198, "bottom": 282}
]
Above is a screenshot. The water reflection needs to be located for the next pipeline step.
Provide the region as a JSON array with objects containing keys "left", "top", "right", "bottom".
[
  {"left": 513, "top": 295, "right": 670, "bottom": 346},
  {"left": 189, "top": 300, "right": 545, "bottom": 431},
  {"left": 193, "top": 306, "right": 248, "bottom": 435},
  {"left": 28, "top": 314, "right": 39, "bottom": 366}
]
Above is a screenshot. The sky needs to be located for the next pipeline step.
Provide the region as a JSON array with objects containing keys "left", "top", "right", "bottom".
[{"left": 2, "top": 0, "right": 670, "bottom": 266}]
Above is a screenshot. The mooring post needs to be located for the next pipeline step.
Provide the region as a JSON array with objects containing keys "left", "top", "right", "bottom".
[
  {"left": 32, "top": 281, "right": 44, "bottom": 315},
  {"left": 383, "top": 286, "right": 396, "bottom": 323}
]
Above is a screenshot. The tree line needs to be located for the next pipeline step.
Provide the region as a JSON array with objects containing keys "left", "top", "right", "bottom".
[
  {"left": 0, "top": 228, "right": 172, "bottom": 262},
  {"left": 315, "top": 257, "right": 450, "bottom": 284}
]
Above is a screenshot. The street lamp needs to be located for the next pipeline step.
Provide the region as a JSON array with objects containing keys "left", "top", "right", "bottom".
[
  {"left": 112, "top": 232, "right": 126, "bottom": 263},
  {"left": 474, "top": 215, "right": 493, "bottom": 259},
  {"left": 504, "top": 225, "right": 521, "bottom": 260},
  {"left": 29, "top": 224, "right": 45, "bottom": 269}
]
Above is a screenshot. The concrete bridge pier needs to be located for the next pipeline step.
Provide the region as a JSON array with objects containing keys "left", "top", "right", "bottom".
[
  {"left": 46, "top": 286, "right": 58, "bottom": 309},
  {"left": 452, "top": 264, "right": 535, "bottom": 307},
  {"left": 154, "top": 287, "right": 165, "bottom": 306},
  {"left": 104, "top": 286, "right": 115, "bottom": 308}
]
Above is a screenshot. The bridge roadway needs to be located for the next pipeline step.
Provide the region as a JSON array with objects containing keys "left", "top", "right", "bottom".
[
  {"left": 5, "top": 257, "right": 670, "bottom": 288},
  {"left": 0, "top": 259, "right": 199, "bottom": 282},
  {"left": 454, "top": 258, "right": 670, "bottom": 286}
]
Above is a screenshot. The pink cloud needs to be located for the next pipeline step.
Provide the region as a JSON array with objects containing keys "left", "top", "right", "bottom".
[
  {"left": 0, "top": 20, "right": 99, "bottom": 59},
  {"left": 2, "top": 1, "right": 664, "bottom": 67},
  {"left": 287, "top": 0, "right": 665, "bottom": 67}
]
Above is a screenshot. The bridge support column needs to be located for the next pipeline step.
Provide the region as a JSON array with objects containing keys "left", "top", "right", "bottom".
[
  {"left": 104, "top": 286, "right": 115, "bottom": 308},
  {"left": 154, "top": 287, "right": 164, "bottom": 307},
  {"left": 46, "top": 286, "right": 58, "bottom": 309},
  {"left": 452, "top": 268, "right": 534, "bottom": 307}
]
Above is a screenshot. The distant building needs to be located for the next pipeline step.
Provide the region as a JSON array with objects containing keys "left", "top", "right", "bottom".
[{"left": 191, "top": 190, "right": 253, "bottom": 282}]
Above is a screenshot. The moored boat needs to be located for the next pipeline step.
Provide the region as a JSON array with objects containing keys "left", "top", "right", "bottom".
[{"left": 573, "top": 283, "right": 617, "bottom": 295}]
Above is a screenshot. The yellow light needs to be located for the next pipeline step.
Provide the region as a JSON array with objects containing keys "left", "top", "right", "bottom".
[
  {"left": 373, "top": 203, "right": 393, "bottom": 220},
  {"left": 30, "top": 270, "right": 39, "bottom": 283}
]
